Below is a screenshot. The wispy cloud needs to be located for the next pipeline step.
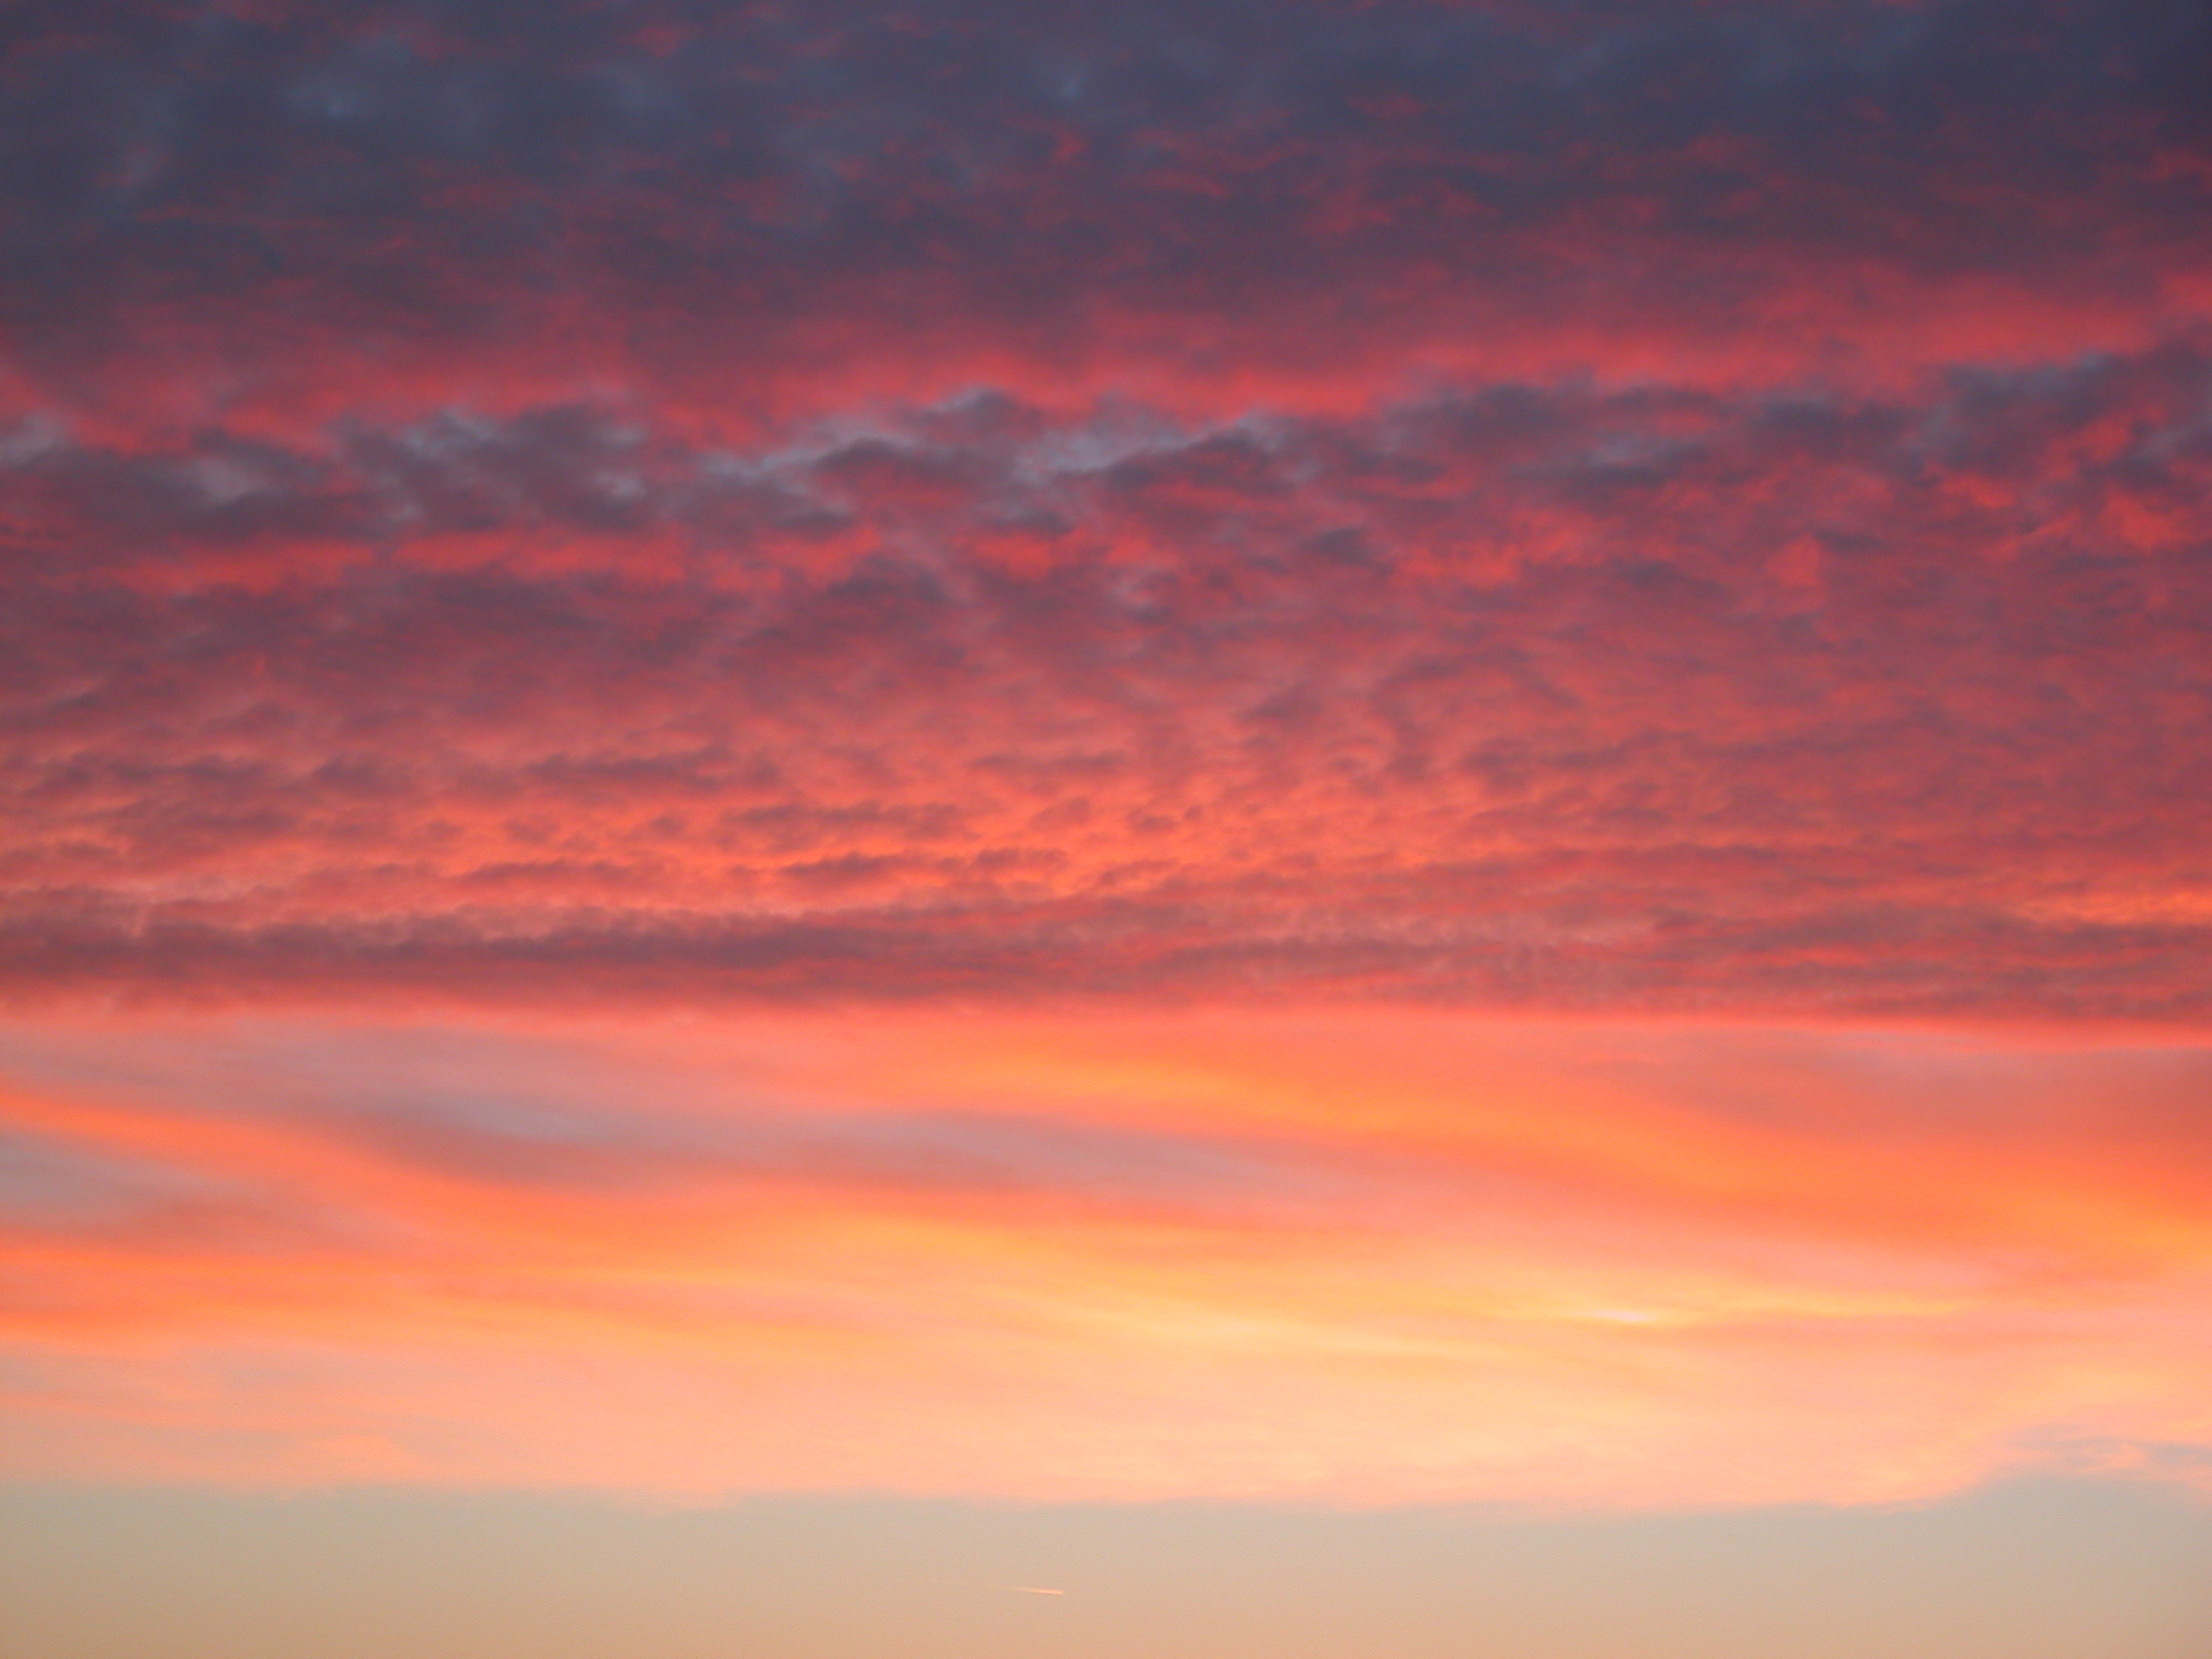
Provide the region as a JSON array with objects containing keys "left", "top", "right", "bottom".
[{"left": 3, "top": 1011, "right": 2208, "bottom": 1505}]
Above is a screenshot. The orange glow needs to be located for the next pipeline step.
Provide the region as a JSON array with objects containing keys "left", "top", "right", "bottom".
[{"left": 4, "top": 1008, "right": 2208, "bottom": 1507}]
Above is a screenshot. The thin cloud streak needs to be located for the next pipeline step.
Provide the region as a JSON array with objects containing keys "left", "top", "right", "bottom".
[{"left": 3, "top": 1010, "right": 2208, "bottom": 1507}]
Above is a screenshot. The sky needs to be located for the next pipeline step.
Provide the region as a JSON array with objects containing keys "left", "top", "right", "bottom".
[{"left": 2, "top": 2, "right": 2210, "bottom": 1656}]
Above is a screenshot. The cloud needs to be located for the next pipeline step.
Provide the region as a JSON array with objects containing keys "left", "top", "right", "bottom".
[
  {"left": 7, "top": 2, "right": 2208, "bottom": 1032},
  {"left": 4, "top": 0, "right": 2209, "bottom": 429},
  {"left": 4, "top": 351, "right": 2212, "bottom": 1019},
  {"left": 2, "top": 1010, "right": 2209, "bottom": 1503},
  {"left": 3, "top": 0, "right": 2209, "bottom": 1510}
]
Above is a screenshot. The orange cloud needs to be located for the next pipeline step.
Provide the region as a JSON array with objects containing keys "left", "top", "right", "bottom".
[{"left": 4, "top": 1008, "right": 2207, "bottom": 1507}]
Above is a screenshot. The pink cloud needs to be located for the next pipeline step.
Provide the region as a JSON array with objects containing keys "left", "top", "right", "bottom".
[
  {"left": 3, "top": 1010, "right": 2209, "bottom": 1505},
  {"left": 5, "top": 353, "right": 2211, "bottom": 1020}
]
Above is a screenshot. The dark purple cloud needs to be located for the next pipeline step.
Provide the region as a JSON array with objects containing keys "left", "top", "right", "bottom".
[{"left": 4, "top": 0, "right": 2209, "bottom": 417}]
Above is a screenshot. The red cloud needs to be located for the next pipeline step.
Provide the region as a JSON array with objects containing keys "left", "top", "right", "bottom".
[{"left": 5, "top": 353, "right": 2211, "bottom": 1020}]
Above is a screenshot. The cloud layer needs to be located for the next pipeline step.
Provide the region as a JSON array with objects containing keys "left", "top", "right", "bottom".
[
  {"left": 8, "top": 353, "right": 2212, "bottom": 1017},
  {"left": 6, "top": 1, "right": 2212, "bottom": 1019},
  {"left": 9, "top": 0, "right": 2211, "bottom": 416},
  {"left": 4, "top": 1010, "right": 2210, "bottom": 1503}
]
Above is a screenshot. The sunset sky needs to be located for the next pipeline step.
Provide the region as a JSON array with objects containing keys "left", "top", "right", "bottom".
[{"left": 3, "top": 2, "right": 2210, "bottom": 1656}]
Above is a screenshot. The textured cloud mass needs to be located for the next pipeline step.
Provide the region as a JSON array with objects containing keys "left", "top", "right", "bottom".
[
  {"left": 4, "top": 0, "right": 2211, "bottom": 1020},
  {"left": 3, "top": 0, "right": 2211, "bottom": 1509},
  {"left": 11, "top": 359, "right": 2212, "bottom": 1017}
]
